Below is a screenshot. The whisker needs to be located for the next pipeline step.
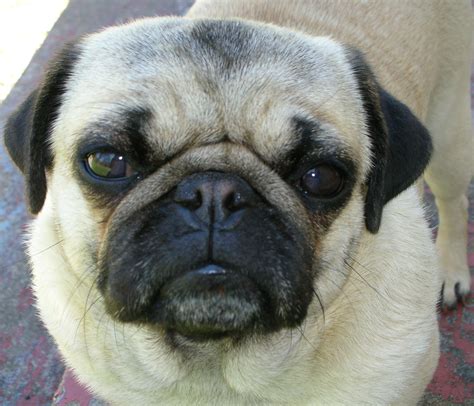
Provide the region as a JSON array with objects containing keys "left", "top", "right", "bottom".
[
  {"left": 312, "top": 286, "right": 326, "bottom": 325},
  {"left": 317, "top": 271, "right": 360, "bottom": 324},
  {"left": 113, "top": 317, "right": 121, "bottom": 350},
  {"left": 343, "top": 256, "right": 383, "bottom": 299},
  {"left": 29, "top": 239, "right": 65, "bottom": 257},
  {"left": 295, "top": 324, "right": 317, "bottom": 352},
  {"left": 74, "top": 273, "right": 102, "bottom": 360}
]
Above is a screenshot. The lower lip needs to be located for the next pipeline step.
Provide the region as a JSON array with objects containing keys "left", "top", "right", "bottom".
[
  {"left": 154, "top": 265, "right": 262, "bottom": 336},
  {"left": 193, "top": 264, "right": 227, "bottom": 276}
]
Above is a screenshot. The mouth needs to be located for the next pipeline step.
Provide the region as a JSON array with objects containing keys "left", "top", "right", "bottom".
[
  {"left": 147, "top": 264, "right": 267, "bottom": 338},
  {"left": 100, "top": 171, "right": 315, "bottom": 341}
]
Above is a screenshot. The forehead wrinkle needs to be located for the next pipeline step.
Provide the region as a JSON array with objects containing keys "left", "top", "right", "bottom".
[
  {"left": 280, "top": 116, "right": 357, "bottom": 169},
  {"left": 144, "top": 73, "right": 227, "bottom": 157},
  {"left": 69, "top": 107, "right": 158, "bottom": 167},
  {"left": 68, "top": 19, "right": 363, "bottom": 168},
  {"left": 213, "top": 66, "right": 304, "bottom": 165}
]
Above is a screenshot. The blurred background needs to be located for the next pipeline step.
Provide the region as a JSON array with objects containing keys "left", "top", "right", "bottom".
[{"left": 0, "top": 0, "right": 69, "bottom": 103}]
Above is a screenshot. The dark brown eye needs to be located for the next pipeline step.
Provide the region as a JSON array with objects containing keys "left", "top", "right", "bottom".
[
  {"left": 86, "top": 152, "right": 136, "bottom": 179},
  {"left": 300, "top": 165, "right": 344, "bottom": 197}
]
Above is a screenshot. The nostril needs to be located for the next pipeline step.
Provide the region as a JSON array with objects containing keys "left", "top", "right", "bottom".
[
  {"left": 175, "top": 188, "right": 202, "bottom": 210},
  {"left": 224, "top": 191, "right": 245, "bottom": 212},
  {"left": 174, "top": 172, "right": 260, "bottom": 225}
]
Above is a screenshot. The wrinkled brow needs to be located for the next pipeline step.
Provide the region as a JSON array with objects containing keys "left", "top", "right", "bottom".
[
  {"left": 277, "top": 117, "right": 356, "bottom": 177},
  {"left": 75, "top": 107, "right": 159, "bottom": 169}
]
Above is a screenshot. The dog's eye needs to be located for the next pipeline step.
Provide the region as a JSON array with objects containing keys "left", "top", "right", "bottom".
[
  {"left": 85, "top": 152, "right": 136, "bottom": 179},
  {"left": 299, "top": 165, "right": 343, "bottom": 197}
]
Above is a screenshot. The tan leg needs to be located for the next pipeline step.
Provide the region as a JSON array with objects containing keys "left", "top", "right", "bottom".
[{"left": 424, "top": 77, "right": 472, "bottom": 309}]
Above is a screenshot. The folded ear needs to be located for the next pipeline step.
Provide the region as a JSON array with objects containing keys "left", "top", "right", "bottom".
[
  {"left": 346, "top": 48, "right": 432, "bottom": 233},
  {"left": 3, "top": 42, "right": 80, "bottom": 214}
]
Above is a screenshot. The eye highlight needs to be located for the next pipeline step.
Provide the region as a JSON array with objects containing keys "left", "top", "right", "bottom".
[
  {"left": 85, "top": 151, "right": 137, "bottom": 180},
  {"left": 299, "top": 165, "right": 344, "bottom": 198}
]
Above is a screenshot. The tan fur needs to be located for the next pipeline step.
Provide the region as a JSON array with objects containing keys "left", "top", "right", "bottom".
[
  {"left": 188, "top": 0, "right": 473, "bottom": 307},
  {"left": 24, "top": 1, "right": 473, "bottom": 404}
]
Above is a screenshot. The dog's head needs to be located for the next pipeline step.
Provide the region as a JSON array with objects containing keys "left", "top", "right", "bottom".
[{"left": 4, "top": 19, "right": 431, "bottom": 341}]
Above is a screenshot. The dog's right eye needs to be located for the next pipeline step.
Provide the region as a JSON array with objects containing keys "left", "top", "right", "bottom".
[{"left": 85, "top": 152, "right": 137, "bottom": 180}]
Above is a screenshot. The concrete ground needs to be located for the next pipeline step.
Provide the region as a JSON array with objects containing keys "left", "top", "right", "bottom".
[{"left": 0, "top": 1, "right": 472, "bottom": 404}]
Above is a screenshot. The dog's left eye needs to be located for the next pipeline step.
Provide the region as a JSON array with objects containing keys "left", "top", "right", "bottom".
[
  {"left": 299, "top": 165, "right": 344, "bottom": 198},
  {"left": 85, "top": 152, "right": 137, "bottom": 179}
]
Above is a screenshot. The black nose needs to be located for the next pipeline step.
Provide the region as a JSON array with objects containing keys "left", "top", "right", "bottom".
[{"left": 174, "top": 172, "right": 260, "bottom": 226}]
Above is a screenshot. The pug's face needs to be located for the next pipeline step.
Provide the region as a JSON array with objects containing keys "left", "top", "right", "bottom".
[{"left": 5, "top": 19, "right": 429, "bottom": 347}]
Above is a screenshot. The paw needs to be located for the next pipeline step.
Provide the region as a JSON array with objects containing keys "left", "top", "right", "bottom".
[{"left": 439, "top": 269, "right": 471, "bottom": 311}]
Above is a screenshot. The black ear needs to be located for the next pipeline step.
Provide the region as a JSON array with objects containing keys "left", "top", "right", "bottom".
[
  {"left": 3, "top": 42, "right": 80, "bottom": 214},
  {"left": 346, "top": 48, "right": 432, "bottom": 233}
]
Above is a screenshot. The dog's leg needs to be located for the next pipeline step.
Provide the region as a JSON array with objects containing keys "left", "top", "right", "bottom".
[{"left": 424, "top": 71, "right": 472, "bottom": 309}]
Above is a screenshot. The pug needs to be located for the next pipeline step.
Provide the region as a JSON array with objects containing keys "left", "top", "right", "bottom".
[{"left": 4, "top": 0, "right": 472, "bottom": 404}]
